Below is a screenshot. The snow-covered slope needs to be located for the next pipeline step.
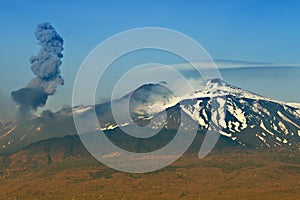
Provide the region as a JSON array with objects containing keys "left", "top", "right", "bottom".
[{"left": 93, "top": 79, "right": 300, "bottom": 149}]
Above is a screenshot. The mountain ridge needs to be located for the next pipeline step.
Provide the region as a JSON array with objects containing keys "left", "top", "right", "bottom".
[{"left": 1, "top": 79, "right": 300, "bottom": 155}]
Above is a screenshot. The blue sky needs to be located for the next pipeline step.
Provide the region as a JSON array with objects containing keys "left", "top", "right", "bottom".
[
  {"left": 0, "top": 0, "right": 300, "bottom": 120},
  {"left": 2, "top": 1, "right": 300, "bottom": 65}
]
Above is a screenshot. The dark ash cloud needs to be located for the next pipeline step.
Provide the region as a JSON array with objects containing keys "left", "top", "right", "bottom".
[
  {"left": 11, "top": 87, "right": 48, "bottom": 113},
  {"left": 11, "top": 23, "right": 64, "bottom": 117}
]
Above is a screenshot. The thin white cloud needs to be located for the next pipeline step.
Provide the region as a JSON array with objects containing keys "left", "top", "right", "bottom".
[{"left": 171, "top": 60, "right": 300, "bottom": 70}]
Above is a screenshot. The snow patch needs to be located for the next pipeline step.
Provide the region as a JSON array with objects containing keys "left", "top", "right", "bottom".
[
  {"left": 216, "top": 98, "right": 227, "bottom": 128},
  {"left": 180, "top": 100, "right": 208, "bottom": 128},
  {"left": 278, "top": 121, "right": 289, "bottom": 135},
  {"left": 256, "top": 134, "right": 266, "bottom": 143},
  {"left": 0, "top": 124, "right": 16, "bottom": 140},
  {"left": 227, "top": 103, "right": 247, "bottom": 130},
  {"left": 260, "top": 121, "right": 274, "bottom": 136},
  {"left": 277, "top": 111, "right": 300, "bottom": 129},
  {"left": 202, "top": 109, "right": 208, "bottom": 121},
  {"left": 73, "top": 106, "right": 92, "bottom": 115},
  {"left": 219, "top": 130, "right": 232, "bottom": 137}
]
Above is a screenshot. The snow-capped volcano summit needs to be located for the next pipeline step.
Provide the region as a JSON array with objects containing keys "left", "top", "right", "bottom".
[
  {"left": 102, "top": 78, "right": 300, "bottom": 149},
  {"left": 191, "top": 78, "right": 268, "bottom": 100}
]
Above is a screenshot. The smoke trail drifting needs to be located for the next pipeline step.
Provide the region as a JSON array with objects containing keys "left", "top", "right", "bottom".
[{"left": 11, "top": 23, "right": 64, "bottom": 116}]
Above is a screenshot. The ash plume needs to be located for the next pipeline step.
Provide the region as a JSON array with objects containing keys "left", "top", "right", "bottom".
[{"left": 11, "top": 23, "right": 64, "bottom": 117}]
